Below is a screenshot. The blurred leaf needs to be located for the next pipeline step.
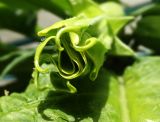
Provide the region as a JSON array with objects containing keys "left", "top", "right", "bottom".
[
  {"left": 94, "top": 0, "right": 120, "bottom": 3},
  {"left": 0, "top": 0, "right": 37, "bottom": 11},
  {"left": 0, "top": 42, "right": 16, "bottom": 55},
  {"left": 134, "top": 16, "right": 160, "bottom": 53},
  {"left": 25, "top": 0, "right": 72, "bottom": 18},
  {"left": 0, "top": 43, "right": 34, "bottom": 95},
  {"left": 0, "top": 0, "right": 37, "bottom": 36},
  {"left": 100, "top": 2, "right": 124, "bottom": 16},
  {"left": 25, "top": 0, "right": 103, "bottom": 18},
  {"left": 135, "top": 16, "right": 160, "bottom": 39},
  {"left": 143, "top": 3, "right": 160, "bottom": 16},
  {"left": 125, "top": 2, "right": 160, "bottom": 53}
]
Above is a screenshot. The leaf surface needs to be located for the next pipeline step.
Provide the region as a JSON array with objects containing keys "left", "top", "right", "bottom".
[{"left": 1, "top": 57, "right": 160, "bottom": 121}]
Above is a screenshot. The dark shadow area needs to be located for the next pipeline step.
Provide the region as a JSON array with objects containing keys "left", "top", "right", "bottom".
[
  {"left": 0, "top": 56, "right": 34, "bottom": 96},
  {"left": 38, "top": 69, "right": 112, "bottom": 122},
  {"left": 0, "top": 41, "right": 35, "bottom": 96},
  {"left": 104, "top": 55, "right": 135, "bottom": 75}
]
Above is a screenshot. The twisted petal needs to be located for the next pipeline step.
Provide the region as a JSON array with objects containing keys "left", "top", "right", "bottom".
[{"left": 34, "top": 36, "right": 56, "bottom": 73}]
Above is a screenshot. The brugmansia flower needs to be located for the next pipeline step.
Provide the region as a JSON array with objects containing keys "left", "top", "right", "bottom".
[{"left": 34, "top": 3, "right": 134, "bottom": 93}]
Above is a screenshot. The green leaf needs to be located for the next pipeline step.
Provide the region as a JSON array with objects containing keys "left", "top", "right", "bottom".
[
  {"left": 34, "top": 64, "right": 77, "bottom": 93},
  {"left": 99, "top": 57, "right": 160, "bottom": 122},
  {"left": 0, "top": 80, "right": 75, "bottom": 122},
  {"left": 123, "top": 57, "right": 160, "bottom": 121},
  {"left": 1, "top": 57, "right": 160, "bottom": 121},
  {"left": 109, "top": 37, "right": 135, "bottom": 56},
  {"left": 0, "top": 69, "right": 118, "bottom": 122},
  {"left": 0, "top": 70, "right": 114, "bottom": 121},
  {"left": 107, "top": 17, "right": 133, "bottom": 34},
  {"left": 106, "top": 16, "right": 134, "bottom": 56}
]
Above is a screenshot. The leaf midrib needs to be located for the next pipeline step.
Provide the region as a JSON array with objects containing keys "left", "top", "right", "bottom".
[{"left": 118, "top": 77, "right": 130, "bottom": 122}]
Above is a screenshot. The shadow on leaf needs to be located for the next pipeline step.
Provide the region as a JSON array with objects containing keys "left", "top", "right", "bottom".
[{"left": 38, "top": 69, "right": 111, "bottom": 122}]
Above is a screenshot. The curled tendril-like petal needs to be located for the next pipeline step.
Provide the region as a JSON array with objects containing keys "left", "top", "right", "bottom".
[
  {"left": 69, "top": 32, "right": 98, "bottom": 52},
  {"left": 37, "top": 16, "right": 84, "bottom": 36},
  {"left": 90, "top": 67, "right": 98, "bottom": 81},
  {"left": 56, "top": 25, "right": 87, "bottom": 51},
  {"left": 58, "top": 52, "right": 89, "bottom": 80},
  {"left": 34, "top": 36, "right": 56, "bottom": 73},
  {"left": 66, "top": 81, "right": 77, "bottom": 93},
  {"left": 56, "top": 35, "right": 89, "bottom": 79},
  {"left": 54, "top": 26, "right": 94, "bottom": 79}
]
